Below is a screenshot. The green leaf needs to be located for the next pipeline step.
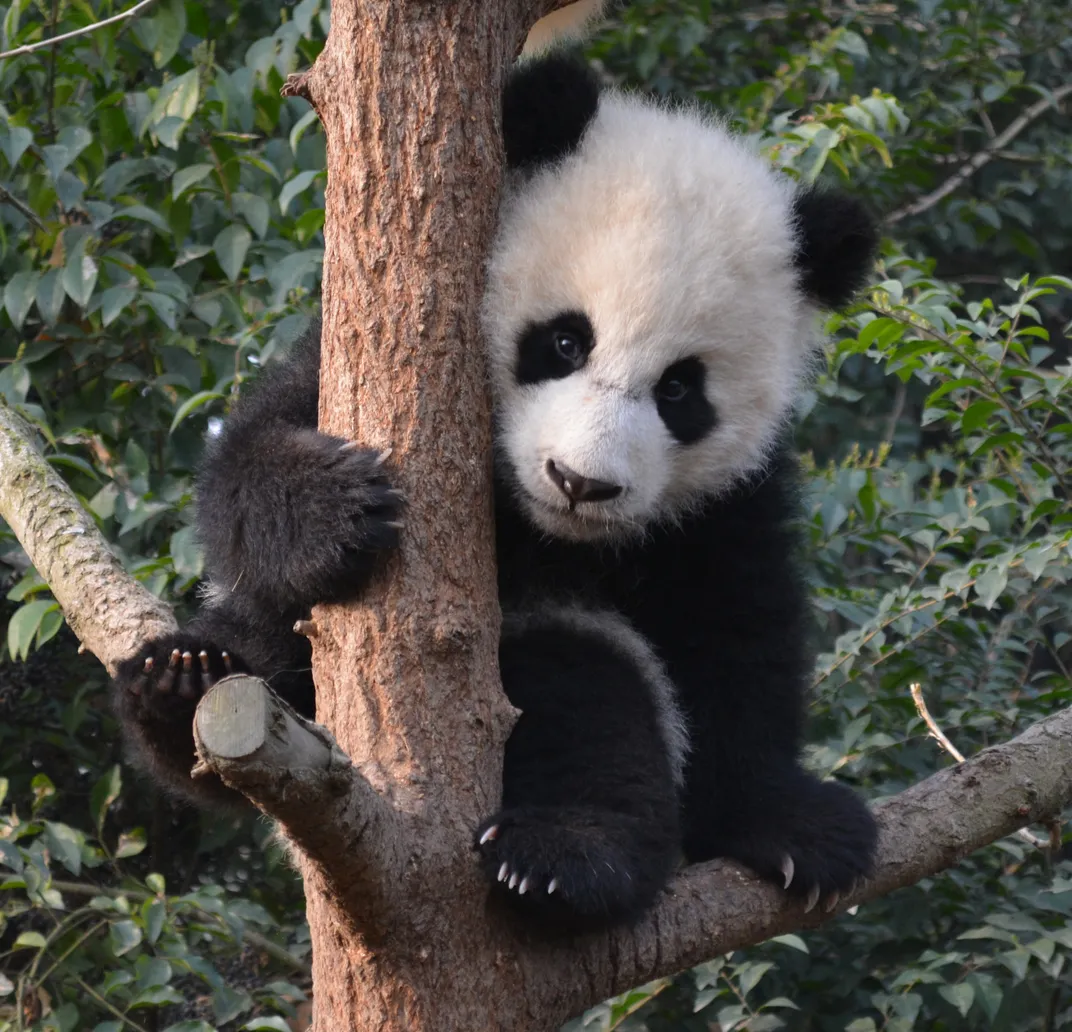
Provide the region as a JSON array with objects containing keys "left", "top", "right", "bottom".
[
  {"left": 90, "top": 765, "right": 122, "bottom": 832},
  {"left": 170, "top": 390, "right": 225, "bottom": 433},
  {"left": 0, "top": 125, "right": 33, "bottom": 168},
  {"left": 36, "top": 268, "right": 66, "bottom": 324},
  {"left": 62, "top": 239, "right": 98, "bottom": 308},
  {"left": 172, "top": 163, "right": 215, "bottom": 201},
  {"left": 44, "top": 822, "right": 85, "bottom": 875},
  {"left": 770, "top": 933, "right": 809, "bottom": 953},
  {"left": 213, "top": 985, "right": 253, "bottom": 1024},
  {"left": 289, "top": 107, "right": 320, "bottom": 154},
  {"left": 109, "top": 918, "right": 143, "bottom": 957},
  {"left": 234, "top": 192, "right": 271, "bottom": 238},
  {"left": 214, "top": 224, "right": 252, "bottom": 282},
  {"left": 973, "top": 568, "right": 1008, "bottom": 610},
  {"left": 114, "top": 205, "right": 172, "bottom": 235},
  {"left": 116, "top": 827, "right": 148, "bottom": 858},
  {"left": 8, "top": 599, "right": 56, "bottom": 660},
  {"left": 4, "top": 271, "right": 40, "bottom": 328},
  {"left": 737, "top": 961, "right": 773, "bottom": 997},
  {"left": 241, "top": 1020, "right": 291, "bottom": 1032},
  {"left": 278, "top": 168, "right": 320, "bottom": 215},
  {"left": 15, "top": 931, "right": 48, "bottom": 949},
  {"left": 98, "top": 286, "right": 138, "bottom": 327},
  {"left": 131, "top": 986, "right": 183, "bottom": 1008},
  {"left": 143, "top": 898, "right": 167, "bottom": 943}
]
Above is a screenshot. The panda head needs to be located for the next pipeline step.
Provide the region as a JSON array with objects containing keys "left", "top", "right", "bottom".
[{"left": 482, "top": 56, "right": 878, "bottom": 542}]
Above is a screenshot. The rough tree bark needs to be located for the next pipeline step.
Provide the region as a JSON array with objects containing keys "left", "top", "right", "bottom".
[{"left": 2, "top": 1, "right": 1071, "bottom": 1029}]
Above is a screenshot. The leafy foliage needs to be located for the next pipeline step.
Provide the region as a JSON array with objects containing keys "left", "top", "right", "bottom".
[{"left": 1, "top": 0, "right": 1071, "bottom": 1029}]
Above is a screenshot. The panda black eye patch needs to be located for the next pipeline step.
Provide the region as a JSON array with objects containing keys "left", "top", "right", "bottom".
[
  {"left": 655, "top": 358, "right": 717, "bottom": 444},
  {"left": 515, "top": 311, "right": 594, "bottom": 385}
]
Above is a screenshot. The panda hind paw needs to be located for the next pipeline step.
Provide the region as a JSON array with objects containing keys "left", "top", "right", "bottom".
[
  {"left": 719, "top": 777, "right": 877, "bottom": 914},
  {"left": 474, "top": 806, "right": 663, "bottom": 930}
]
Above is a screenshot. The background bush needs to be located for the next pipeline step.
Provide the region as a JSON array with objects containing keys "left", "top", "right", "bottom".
[{"left": 1, "top": 0, "right": 1070, "bottom": 1029}]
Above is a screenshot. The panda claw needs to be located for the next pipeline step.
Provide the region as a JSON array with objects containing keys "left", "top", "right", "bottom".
[
  {"left": 823, "top": 891, "right": 840, "bottom": 913},
  {"left": 168, "top": 648, "right": 181, "bottom": 669},
  {"left": 386, "top": 521, "right": 405, "bottom": 530},
  {"left": 518, "top": 876, "right": 530, "bottom": 895},
  {"left": 780, "top": 855, "right": 794, "bottom": 890},
  {"left": 508, "top": 872, "right": 519, "bottom": 890},
  {"left": 479, "top": 825, "right": 499, "bottom": 846},
  {"left": 222, "top": 651, "right": 233, "bottom": 673},
  {"left": 198, "top": 650, "right": 210, "bottom": 672},
  {"left": 182, "top": 650, "right": 193, "bottom": 670},
  {"left": 547, "top": 878, "right": 558, "bottom": 895},
  {"left": 498, "top": 863, "right": 509, "bottom": 883},
  {"left": 143, "top": 657, "right": 154, "bottom": 674},
  {"left": 374, "top": 448, "right": 393, "bottom": 466},
  {"left": 804, "top": 885, "right": 820, "bottom": 913}
]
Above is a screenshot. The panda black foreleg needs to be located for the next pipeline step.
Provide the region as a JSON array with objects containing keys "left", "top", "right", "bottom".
[
  {"left": 475, "top": 609, "right": 682, "bottom": 930},
  {"left": 195, "top": 322, "right": 403, "bottom": 617}
]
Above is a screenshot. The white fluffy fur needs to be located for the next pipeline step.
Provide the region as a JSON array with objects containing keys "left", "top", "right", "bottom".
[
  {"left": 523, "top": 0, "right": 607, "bottom": 56},
  {"left": 482, "top": 90, "right": 822, "bottom": 541},
  {"left": 502, "top": 605, "right": 689, "bottom": 785}
]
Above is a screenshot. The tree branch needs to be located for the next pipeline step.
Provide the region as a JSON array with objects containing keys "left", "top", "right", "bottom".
[
  {"left": 532, "top": 702, "right": 1072, "bottom": 1022},
  {"left": 0, "top": 0, "right": 157, "bottom": 62},
  {"left": 192, "top": 674, "right": 408, "bottom": 939},
  {"left": 0, "top": 399, "right": 175, "bottom": 675},
  {"left": 887, "top": 83, "right": 1072, "bottom": 224}
]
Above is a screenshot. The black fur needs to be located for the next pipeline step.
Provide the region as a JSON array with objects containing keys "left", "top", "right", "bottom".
[
  {"left": 503, "top": 54, "right": 600, "bottom": 172},
  {"left": 655, "top": 357, "right": 718, "bottom": 444},
  {"left": 114, "top": 321, "right": 876, "bottom": 926},
  {"left": 792, "top": 188, "right": 879, "bottom": 309},
  {"left": 476, "top": 613, "right": 680, "bottom": 928},
  {"left": 515, "top": 311, "right": 595, "bottom": 385},
  {"left": 114, "top": 57, "right": 878, "bottom": 930}
]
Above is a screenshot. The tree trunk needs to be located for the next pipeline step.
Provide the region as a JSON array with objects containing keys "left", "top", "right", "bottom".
[{"left": 288, "top": 2, "right": 573, "bottom": 1028}]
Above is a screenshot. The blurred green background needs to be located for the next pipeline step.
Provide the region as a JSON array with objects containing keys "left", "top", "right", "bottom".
[{"left": 1, "top": 0, "right": 1070, "bottom": 1029}]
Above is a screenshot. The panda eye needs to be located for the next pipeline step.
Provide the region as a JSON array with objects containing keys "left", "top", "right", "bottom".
[
  {"left": 554, "top": 332, "right": 584, "bottom": 366},
  {"left": 657, "top": 378, "right": 689, "bottom": 403}
]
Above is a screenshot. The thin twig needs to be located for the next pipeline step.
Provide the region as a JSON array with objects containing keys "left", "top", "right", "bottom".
[
  {"left": 910, "top": 682, "right": 1049, "bottom": 849},
  {"left": 887, "top": 83, "right": 1072, "bottom": 224},
  {"left": 0, "top": 185, "right": 45, "bottom": 231},
  {"left": 0, "top": 0, "right": 157, "bottom": 61}
]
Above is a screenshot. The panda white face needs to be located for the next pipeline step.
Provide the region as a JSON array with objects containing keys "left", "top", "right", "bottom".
[{"left": 483, "top": 92, "right": 823, "bottom": 543}]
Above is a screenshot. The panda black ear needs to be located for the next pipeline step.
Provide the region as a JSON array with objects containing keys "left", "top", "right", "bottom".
[
  {"left": 791, "top": 188, "right": 879, "bottom": 310},
  {"left": 502, "top": 54, "right": 601, "bottom": 172}
]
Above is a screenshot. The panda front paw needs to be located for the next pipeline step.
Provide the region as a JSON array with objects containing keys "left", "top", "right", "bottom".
[
  {"left": 474, "top": 806, "right": 670, "bottom": 930},
  {"left": 113, "top": 635, "right": 252, "bottom": 803},
  {"left": 717, "top": 776, "right": 877, "bottom": 913},
  {"left": 116, "top": 635, "right": 247, "bottom": 715},
  {"left": 253, "top": 434, "right": 403, "bottom": 609}
]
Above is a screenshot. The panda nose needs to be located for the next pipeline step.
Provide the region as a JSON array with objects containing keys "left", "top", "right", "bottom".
[{"left": 545, "top": 460, "right": 623, "bottom": 506}]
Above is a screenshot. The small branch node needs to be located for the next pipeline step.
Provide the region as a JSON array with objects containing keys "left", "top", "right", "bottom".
[{"left": 281, "top": 71, "right": 312, "bottom": 101}]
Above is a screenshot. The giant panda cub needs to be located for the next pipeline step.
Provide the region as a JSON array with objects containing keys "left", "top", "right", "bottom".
[{"left": 115, "top": 54, "right": 879, "bottom": 929}]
